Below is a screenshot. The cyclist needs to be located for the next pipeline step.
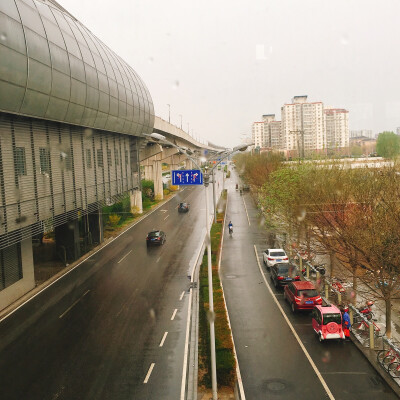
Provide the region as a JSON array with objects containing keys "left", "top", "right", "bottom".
[{"left": 228, "top": 221, "right": 233, "bottom": 235}]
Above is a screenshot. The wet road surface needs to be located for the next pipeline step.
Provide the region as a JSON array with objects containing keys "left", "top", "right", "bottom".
[{"left": 0, "top": 181, "right": 219, "bottom": 400}]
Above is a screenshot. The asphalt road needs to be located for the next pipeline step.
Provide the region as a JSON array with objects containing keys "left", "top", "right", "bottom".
[
  {"left": 0, "top": 175, "right": 222, "bottom": 400},
  {"left": 220, "top": 171, "right": 398, "bottom": 400}
]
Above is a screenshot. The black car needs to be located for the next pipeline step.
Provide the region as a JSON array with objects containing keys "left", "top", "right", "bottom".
[
  {"left": 178, "top": 202, "right": 190, "bottom": 213},
  {"left": 270, "top": 263, "right": 300, "bottom": 288},
  {"left": 146, "top": 230, "right": 166, "bottom": 246}
]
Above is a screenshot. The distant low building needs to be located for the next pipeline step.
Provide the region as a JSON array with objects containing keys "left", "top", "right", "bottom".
[
  {"left": 350, "top": 136, "right": 377, "bottom": 156},
  {"left": 350, "top": 129, "right": 374, "bottom": 139}
]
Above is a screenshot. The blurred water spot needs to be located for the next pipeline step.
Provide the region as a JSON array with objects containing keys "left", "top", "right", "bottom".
[
  {"left": 173, "top": 80, "right": 180, "bottom": 90},
  {"left": 297, "top": 208, "right": 306, "bottom": 222},
  {"left": 341, "top": 34, "right": 349, "bottom": 46},
  {"left": 149, "top": 308, "right": 156, "bottom": 320},
  {"left": 14, "top": 188, "right": 21, "bottom": 202},
  {"left": 321, "top": 351, "right": 331, "bottom": 363},
  {"left": 207, "top": 310, "right": 215, "bottom": 323},
  {"left": 256, "top": 44, "right": 267, "bottom": 60},
  {"left": 16, "top": 215, "right": 27, "bottom": 224},
  {"left": 0, "top": 33, "right": 6, "bottom": 42},
  {"left": 148, "top": 56, "right": 154, "bottom": 63},
  {"left": 84, "top": 128, "right": 93, "bottom": 138}
]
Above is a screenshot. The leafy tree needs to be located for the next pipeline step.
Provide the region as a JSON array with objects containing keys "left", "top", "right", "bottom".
[{"left": 376, "top": 131, "right": 400, "bottom": 158}]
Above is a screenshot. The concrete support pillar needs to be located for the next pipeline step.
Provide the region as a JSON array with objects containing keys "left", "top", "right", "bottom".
[
  {"left": 55, "top": 219, "right": 81, "bottom": 263},
  {"left": 153, "top": 160, "right": 163, "bottom": 200},
  {"left": 130, "top": 189, "right": 143, "bottom": 214},
  {"left": 88, "top": 209, "right": 103, "bottom": 246},
  {"left": 144, "top": 164, "right": 153, "bottom": 181},
  {"left": 185, "top": 159, "right": 193, "bottom": 170}
]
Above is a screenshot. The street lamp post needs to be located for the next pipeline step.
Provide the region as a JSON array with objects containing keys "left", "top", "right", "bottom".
[
  {"left": 167, "top": 104, "right": 170, "bottom": 123},
  {"left": 179, "top": 114, "right": 182, "bottom": 129}
]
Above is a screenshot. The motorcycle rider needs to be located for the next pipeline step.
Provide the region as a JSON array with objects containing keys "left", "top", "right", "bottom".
[{"left": 228, "top": 221, "right": 233, "bottom": 234}]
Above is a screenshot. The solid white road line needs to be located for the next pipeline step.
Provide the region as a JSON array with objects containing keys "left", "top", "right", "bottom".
[
  {"left": 180, "top": 288, "right": 193, "bottom": 400},
  {"left": 179, "top": 291, "right": 185, "bottom": 301},
  {"left": 59, "top": 290, "right": 90, "bottom": 319},
  {"left": 117, "top": 250, "right": 132, "bottom": 264},
  {"left": 143, "top": 363, "right": 155, "bottom": 383},
  {"left": 0, "top": 192, "right": 179, "bottom": 324},
  {"left": 242, "top": 196, "right": 251, "bottom": 226},
  {"left": 159, "top": 332, "right": 168, "bottom": 347},
  {"left": 164, "top": 215, "right": 169, "bottom": 220},
  {"left": 171, "top": 308, "right": 178, "bottom": 320},
  {"left": 253, "top": 244, "right": 335, "bottom": 400}
]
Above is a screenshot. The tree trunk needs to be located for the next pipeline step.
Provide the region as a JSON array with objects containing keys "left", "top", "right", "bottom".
[
  {"left": 386, "top": 294, "right": 392, "bottom": 338},
  {"left": 352, "top": 264, "right": 357, "bottom": 305},
  {"left": 330, "top": 252, "right": 335, "bottom": 278}
]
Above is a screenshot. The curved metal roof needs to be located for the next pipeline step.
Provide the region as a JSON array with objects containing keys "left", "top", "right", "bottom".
[{"left": 0, "top": 0, "right": 154, "bottom": 136}]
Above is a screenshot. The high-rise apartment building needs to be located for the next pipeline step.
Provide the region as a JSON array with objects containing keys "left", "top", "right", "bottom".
[
  {"left": 252, "top": 95, "right": 349, "bottom": 155},
  {"left": 252, "top": 115, "right": 282, "bottom": 149},
  {"left": 281, "top": 96, "right": 325, "bottom": 155},
  {"left": 252, "top": 121, "right": 265, "bottom": 147},
  {"left": 325, "top": 108, "right": 349, "bottom": 149}
]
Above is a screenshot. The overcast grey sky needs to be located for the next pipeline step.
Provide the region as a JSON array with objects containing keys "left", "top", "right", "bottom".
[{"left": 61, "top": 0, "right": 400, "bottom": 147}]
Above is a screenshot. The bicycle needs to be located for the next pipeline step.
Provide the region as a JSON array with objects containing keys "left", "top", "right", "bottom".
[{"left": 353, "top": 314, "right": 386, "bottom": 338}]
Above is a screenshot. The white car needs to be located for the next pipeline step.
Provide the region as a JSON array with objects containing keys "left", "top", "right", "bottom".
[{"left": 263, "top": 248, "right": 289, "bottom": 269}]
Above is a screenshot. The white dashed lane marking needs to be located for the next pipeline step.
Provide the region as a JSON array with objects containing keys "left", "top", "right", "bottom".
[
  {"left": 143, "top": 363, "right": 155, "bottom": 383},
  {"left": 171, "top": 309, "right": 178, "bottom": 320},
  {"left": 159, "top": 332, "right": 168, "bottom": 347}
]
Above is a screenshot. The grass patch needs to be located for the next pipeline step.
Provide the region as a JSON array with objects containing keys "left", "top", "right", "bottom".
[{"left": 198, "top": 193, "right": 235, "bottom": 390}]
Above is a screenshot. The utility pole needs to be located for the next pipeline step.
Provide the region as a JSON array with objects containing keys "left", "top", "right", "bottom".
[{"left": 167, "top": 104, "right": 170, "bottom": 123}]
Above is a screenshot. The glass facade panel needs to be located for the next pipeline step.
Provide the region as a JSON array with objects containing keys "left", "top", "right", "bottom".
[
  {"left": 0, "top": 0, "right": 21, "bottom": 21},
  {"left": 49, "top": 43, "right": 70, "bottom": 74},
  {"left": 51, "top": 69, "right": 70, "bottom": 100},
  {"left": 69, "top": 55, "right": 85, "bottom": 82},
  {"left": 16, "top": 0, "right": 46, "bottom": 37},
  {"left": 25, "top": 28, "right": 51, "bottom": 66},
  {"left": 41, "top": 17, "right": 65, "bottom": 49},
  {"left": 27, "top": 59, "right": 51, "bottom": 94},
  {"left": 0, "top": 44, "right": 27, "bottom": 86},
  {"left": 70, "top": 78, "right": 86, "bottom": 105}
]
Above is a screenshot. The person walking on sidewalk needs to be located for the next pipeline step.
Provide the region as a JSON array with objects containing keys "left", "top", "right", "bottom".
[{"left": 342, "top": 306, "right": 351, "bottom": 340}]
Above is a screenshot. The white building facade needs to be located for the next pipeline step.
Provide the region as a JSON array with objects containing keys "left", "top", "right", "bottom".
[
  {"left": 325, "top": 108, "right": 350, "bottom": 149},
  {"left": 281, "top": 96, "right": 325, "bottom": 155}
]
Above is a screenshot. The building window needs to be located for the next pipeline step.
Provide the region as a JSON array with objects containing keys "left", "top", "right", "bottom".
[
  {"left": 107, "top": 149, "right": 112, "bottom": 166},
  {"left": 97, "top": 149, "right": 103, "bottom": 168},
  {"left": 39, "top": 148, "right": 50, "bottom": 174},
  {"left": 86, "top": 149, "right": 92, "bottom": 168},
  {"left": 14, "top": 147, "right": 26, "bottom": 176}
]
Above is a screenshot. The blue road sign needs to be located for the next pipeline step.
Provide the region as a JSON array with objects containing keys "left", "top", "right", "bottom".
[{"left": 172, "top": 169, "right": 203, "bottom": 185}]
